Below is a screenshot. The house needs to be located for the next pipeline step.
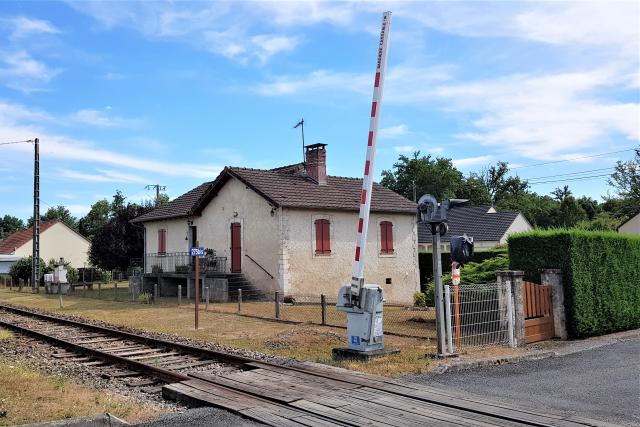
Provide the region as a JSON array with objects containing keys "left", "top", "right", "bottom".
[
  {"left": 132, "top": 144, "right": 420, "bottom": 303},
  {"left": 417, "top": 205, "right": 532, "bottom": 252},
  {"left": 618, "top": 212, "right": 640, "bottom": 235},
  {"left": 0, "top": 220, "right": 90, "bottom": 268}
]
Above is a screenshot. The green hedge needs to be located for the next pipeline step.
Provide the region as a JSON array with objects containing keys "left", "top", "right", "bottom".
[
  {"left": 508, "top": 229, "right": 640, "bottom": 338},
  {"left": 418, "top": 247, "right": 507, "bottom": 285}
]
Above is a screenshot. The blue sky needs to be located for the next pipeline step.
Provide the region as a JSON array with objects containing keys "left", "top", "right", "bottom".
[{"left": 0, "top": 1, "right": 638, "bottom": 220}]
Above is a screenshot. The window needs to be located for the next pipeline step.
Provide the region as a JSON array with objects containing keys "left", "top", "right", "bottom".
[
  {"left": 158, "top": 229, "right": 167, "bottom": 255},
  {"left": 380, "top": 221, "right": 394, "bottom": 254},
  {"left": 314, "top": 219, "right": 331, "bottom": 255}
]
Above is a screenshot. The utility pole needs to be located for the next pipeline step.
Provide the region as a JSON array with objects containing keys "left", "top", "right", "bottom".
[
  {"left": 294, "top": 118, "right": 305, "bottom": 164},
  {"left": 32, "top": 138, "right": 40, "bottom": 293},
  {"left": 145, "top": 184, "right": 166, "bottom": 206}
]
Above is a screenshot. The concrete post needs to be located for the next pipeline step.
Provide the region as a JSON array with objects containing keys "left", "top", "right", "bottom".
[
  {"left": 541, "top": 269, "right": 567, "bottom": 340},
  {"left": 497, "top": 270, "right": 525, "bottom": 347},
  {"left": 178, "top": 285, "right": 182, "bottom": 306},
  {"left": 275, "top": 291, "right": 280, "bottom": 319},
  {"left": 186, "top": 277, "right": 191, "bottom": 301},
  {"left": 114, "top": 282, "right": 118, "bottom": 301},
  {"left": 201, "top": 276, "right": 205, "bottom": 303},
  {"left": 237, "top": 289, "right": 242, "bottom": 313},
  {"left": 205, "top": 286, "right": 210, "bottom": 311},
  {"left": 154, "top": 283, "right": 159, "bottom": 303}
]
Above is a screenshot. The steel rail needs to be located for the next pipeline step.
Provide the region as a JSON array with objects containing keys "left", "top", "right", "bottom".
[{"left": 0, "top": 303, "right": 256, "bottom": 367}]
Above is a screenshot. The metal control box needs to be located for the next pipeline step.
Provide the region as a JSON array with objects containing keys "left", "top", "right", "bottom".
[{"left": 336, "top": 284, "right": 384, "bottom": 352}]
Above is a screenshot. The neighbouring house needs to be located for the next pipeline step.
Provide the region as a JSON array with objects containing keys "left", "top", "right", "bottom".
[
  {"left": 132, "top": 144, "right": 420, "bottom": 303},
  {"left": 0, "top": 255, "right": 20, "bottom": 274},
  {"left": 417, "top": 205, "right": 532, "bottom": 252},
  {"left": 0, "top": 220, "right": 90, "bottom": 268},
  {"left": 618, "top": 212, "right": 640, "bottom": 235}
]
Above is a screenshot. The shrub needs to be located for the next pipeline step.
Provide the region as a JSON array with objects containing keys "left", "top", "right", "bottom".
[
  {"left": 9, "top": 256, "right": 44, "bottom": 283},
  {"left": 509, "top": 229, "right": 640, "bottom": 338},
  {"left": 137, "top": 292, "right": 153, "bottom": 304},
  {"left": 418, "top": 247, "right": 507, "bottom": 285},
  {"left": 97, "top": 269, "right": 112, "bottom": 283}
]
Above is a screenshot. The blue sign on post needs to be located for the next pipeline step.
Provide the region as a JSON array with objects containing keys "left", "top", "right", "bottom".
[{"left": 190, "top": 246, "right": 206, "bottom": 257}]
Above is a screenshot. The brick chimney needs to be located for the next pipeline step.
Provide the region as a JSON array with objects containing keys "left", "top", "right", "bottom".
[{"left": 305, "top": 143, "right": 327, "bottom": 185}]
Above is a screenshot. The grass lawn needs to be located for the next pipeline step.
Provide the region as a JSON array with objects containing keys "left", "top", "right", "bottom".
[
  {"left": 0, "top": 287, "right": 435, "bottom": 376},
  {"left": 0, "top": 328, "right": 161, "bottom": 426}
]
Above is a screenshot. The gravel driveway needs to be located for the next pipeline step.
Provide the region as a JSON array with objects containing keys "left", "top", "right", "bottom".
[{"left": 408, "top": 337, "right": 640, "bottom": 426}]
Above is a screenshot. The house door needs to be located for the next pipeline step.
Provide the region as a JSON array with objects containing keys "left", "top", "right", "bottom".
[{"left": 230, "top": 223, "right": 241, "bottom": 273}]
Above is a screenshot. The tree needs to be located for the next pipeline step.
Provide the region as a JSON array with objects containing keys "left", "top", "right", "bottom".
[
  {"left": 577, "top": 196, "right": 600, "bottom": 220},
  {"left": 89, "top": 192, "right": 153, "bottom": 271},
  {"left": 0, "top": 215, "right": 25, "bottom": 238},
  {"left": 29, "top": 205, "right": 78, "bottom": 229},
  {"left": 552, "top": 187, "right": 586, "bottom": 228},
  {"left": 381, "top": 152, "right": 465, "bottom": 201},
  {"left": 497, "top": 193, "right": 559, "bottom": 228},
  {"left": 481, "top": 162, "right": 529, "bottom": 204},
  {"left": 608, "top": 147, "right": 640, "bottom": 218},
  {"left": 457, "top": 174, "right": 491, "bottom": 205},
  {"left": 9, "top": 256, "right": 44, "bottom": 283},
  {"left": 576, "top": 212, "right": 620, "bottom": 231},
  {"left": 78, "top": 200, "right": 110, "bottom": 239}
]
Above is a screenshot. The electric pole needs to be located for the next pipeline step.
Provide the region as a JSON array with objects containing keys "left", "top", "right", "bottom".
[
  {"left": 32, "top": 138, "right": 40, "bottom": 293},
  {"left": 145, "top": 184, "right": 166, "bottom": 206}
]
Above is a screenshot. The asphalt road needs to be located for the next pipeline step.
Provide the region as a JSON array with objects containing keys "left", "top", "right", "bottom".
[{"left": 408, "top": 338, "right": 640, "bottom": 426}]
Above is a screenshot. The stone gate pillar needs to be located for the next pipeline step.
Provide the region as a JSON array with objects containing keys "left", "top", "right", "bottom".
[{"left": 541, "top": 269, "right": 567, "bottom": 340}]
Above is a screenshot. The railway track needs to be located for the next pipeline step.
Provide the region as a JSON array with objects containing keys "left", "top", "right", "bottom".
[{"left": 0, "top": 304, "right": 615, "bottom": 427}]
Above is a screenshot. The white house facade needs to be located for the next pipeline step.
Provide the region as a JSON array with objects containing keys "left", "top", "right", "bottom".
[{"left": 134, "top": 144, "right": 420, "bottom": 303}]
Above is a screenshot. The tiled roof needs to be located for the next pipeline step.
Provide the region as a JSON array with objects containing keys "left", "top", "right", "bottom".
[
  {"left": 0, "top": 220, "right": 60, "bottom": 254},
  {"left": 224, "top": 167, "right": 417, "bottom": 214},
  {"left": 131, "top": 182, "right": 213, "bottom": 223},
  {"left": 418, "top": 205, "right": 522, "bottom": 243},
  {"left": 133, "top": 165, "right": 416, "bottom": 223}
]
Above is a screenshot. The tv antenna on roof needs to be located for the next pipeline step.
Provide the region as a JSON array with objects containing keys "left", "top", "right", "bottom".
[{"left": 294, "top": 118, "right": 305, "bottom": 164}]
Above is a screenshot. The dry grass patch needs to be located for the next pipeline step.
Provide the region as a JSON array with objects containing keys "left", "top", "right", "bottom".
[
  {"left": 0, "top": 359, "right": 161, "bottom": 426},
  {"left": 0, "top": 288, "right": 435, "bottom": 376},
  {"left": 0, "top": 328, "right": 12, "bottom": 341}
]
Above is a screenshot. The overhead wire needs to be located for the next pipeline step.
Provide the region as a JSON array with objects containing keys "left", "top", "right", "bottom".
[
  {"left": 0, "top": 139, "right": 33, "bottom": 146},
  {"left": 509, "top": 147, "right": 636, "bottom": 170}
]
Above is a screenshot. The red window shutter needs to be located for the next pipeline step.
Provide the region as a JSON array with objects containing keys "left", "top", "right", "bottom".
[
  {"left": 314, "top": 220, "right": 331, "bottom": 255},
  {"left": 381, "top": 221, "right": 393, "bottom": 254},
  {"left": 158, "top": 229, "right": 166, "bottom": 255},
  {"left": 322, "top": 220, "right": 331, "bottom": 254}
]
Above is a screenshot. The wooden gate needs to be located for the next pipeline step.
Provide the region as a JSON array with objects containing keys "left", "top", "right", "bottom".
[{"left": 523, "top": 281, "right": 554, "bottom": 343}]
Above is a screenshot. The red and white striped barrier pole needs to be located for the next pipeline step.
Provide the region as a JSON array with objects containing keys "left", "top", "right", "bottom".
[{"left": 350, "top": 11, "right": 392, "bottom": 305}]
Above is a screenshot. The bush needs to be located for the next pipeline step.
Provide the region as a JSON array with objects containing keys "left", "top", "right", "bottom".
[
  {"left": 418, "top": 247, "right": 507, "bottom": 285},
  {"left": 509, "top": 229, "right": 640, "bottom": 338},
  {"left": 9, "top": 256, "right": 44, "bottom": 283},
  {"left": 137, "top": 292, "right": 153, "bottom": 304},
  {"left": 97, "top": 269, "right": 112, "bottom": 283},
  {"left": 413, "top": 282, "right": 436, "bottom": 307}
]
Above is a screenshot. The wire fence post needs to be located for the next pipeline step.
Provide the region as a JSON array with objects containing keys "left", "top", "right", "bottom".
[
  {"left": 275, "top": 291, "right": 280, "bottom": 319},
  {"left": 83, "top": 283, "right": 87, "bottom": 297},
  {"left": 321, "top": 294, "right": 327, "bottom": 325},
  {"left": 19, "top": 279, "right": 23, "bottom": 292},
  {"left": 8, "top": 277, "right": 12, "bottom": 291},
  {"left": 205, "top": 286, "right": 210, "bottom": 311},
  {"left": 98, "top": 282, "right": 101, "bottom": 299},
  {"left": 154, "top": 283, "right": 159, "bottom": 304},
  {"left": 58, "top": 278, "right": 64, "bottom": 309},
  {"left": 114, "top": 282, "right": 118, "bottom": 301},
  {"left": 444, "top": 284, "right": 454, "bottom": 353},
  {"left": 178, "top": 285, "right": 182, "bottom": 306},
  {"left": 237, "top": 289, "right": 242, "bottom": 313},
  {"left": 505, "top": 280, "right": 515, "bottom": 348}
]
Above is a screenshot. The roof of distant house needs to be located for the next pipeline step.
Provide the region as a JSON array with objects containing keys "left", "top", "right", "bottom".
[
  {"left": 417, "top": 205, "right": 524, "bottom": 243},
  {"left": 0, "top": 220, "right": 62, "bottom": 254},
  {"left": 133, "top": 164, "right": 417, "bottom": 223}
]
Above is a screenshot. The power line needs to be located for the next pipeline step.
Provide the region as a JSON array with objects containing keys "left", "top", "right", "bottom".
[
  {"left": 524, "top": 167, "right": 614, "bottom": 182},
  {"left": 0, "top": 139, "right": 33, "bottom": 146},
  {"left": 528, "top": 173, "right": 612, "bottom": 185},
  {"left": 509, "top": 147, "right": 636, "bottom": 170}
]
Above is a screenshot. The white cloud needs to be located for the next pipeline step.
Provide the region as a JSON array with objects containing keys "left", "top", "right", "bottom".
[
  {"left": 250, "top": 34, "right": 299, "bottom": 64},
  {"left": 203, "top": 30, "right": 299, "bottom": 64},
  {"left": 0, "top": 102, "right": 222, "bottom": 179},
  {"left": 103, "top": 72, "right": 126, "bottom": 81},
  {"left": 0, "top": 51, "right": 62, "bottom": 93},
  {"left": 452, "top": 155, "right": 493, "bottom": 168},
  {"left": 9, "top": 16, "right": 60, "bottom": 39},
  {"left": 58, "top": 169, "right": 149, "bottom": 184},
  {"left": 380, "top": 124, "right": 409, "bottom": 139},
  {"left": 68, "top": 109, "right": 141, "bottom": 128},
  {"left": 393, "top": 145, "right": 417, "bottom": 153}
]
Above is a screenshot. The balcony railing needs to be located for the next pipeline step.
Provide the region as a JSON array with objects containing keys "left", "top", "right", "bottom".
[{"left": 145, "top": 252, "right": 227, "bottom": 274}]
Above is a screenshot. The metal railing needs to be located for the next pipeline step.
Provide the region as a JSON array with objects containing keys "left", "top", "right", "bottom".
[
  {"left": 444, "top": 282, "right": 513, "bottom": 351},
  {"left": 145, "top": 252, "right": 227, "bottom": 274}
]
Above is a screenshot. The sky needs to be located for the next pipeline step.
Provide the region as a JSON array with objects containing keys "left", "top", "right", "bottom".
[{"left": 0, "top": 1, "right": 638, "bottom": 221}]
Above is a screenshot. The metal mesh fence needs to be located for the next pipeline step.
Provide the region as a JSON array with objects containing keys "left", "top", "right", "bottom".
[{"left": 445, "top": 282, "right": 512, "bottom": 351}]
